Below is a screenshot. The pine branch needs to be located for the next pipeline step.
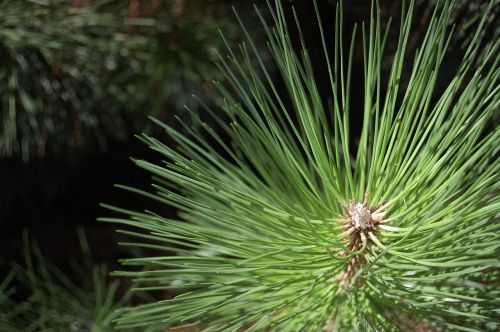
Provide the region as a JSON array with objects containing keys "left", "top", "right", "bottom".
[
  {"left": 0, "top": 230, "right": 162, "bottom": 331},
  {"left": 103, "top": 0, "right": 500, "bottom": 330},
  {"left": 0, "top": 0, "right": 265, "bottom": 160}
]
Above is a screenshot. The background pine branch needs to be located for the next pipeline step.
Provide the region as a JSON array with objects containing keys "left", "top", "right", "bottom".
[{"left": 0, "top": 0, "right": 268, "bottom": 161}]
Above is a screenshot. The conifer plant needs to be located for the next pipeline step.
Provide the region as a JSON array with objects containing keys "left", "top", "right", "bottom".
[
  {"left": 104, "top": 0, "right": 500, "bottom": 330},
  {"left": 0, "top": 232, "right": 132, "bottom": 332}
]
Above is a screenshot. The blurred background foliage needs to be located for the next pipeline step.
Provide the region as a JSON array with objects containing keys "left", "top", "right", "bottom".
[
  {"left": 0, "top": 230, "right": 162, "bottom": 332},
  {"left": 0, "top": 0, "right": 266, "bottom": 161}
]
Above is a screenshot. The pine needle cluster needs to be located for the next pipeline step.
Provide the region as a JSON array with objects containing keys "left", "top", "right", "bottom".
[
  {"left": 0, "top": 0, "right": 264, "bottom": 161},
  {"left": 0, "top": 232, "right": 129, "bottom": 332},
  {"left": 103, "top": 0, "right": 499, "bottom": 330},
  {"left": 0, "top": 0, "right": 143, "bottom": 160}
]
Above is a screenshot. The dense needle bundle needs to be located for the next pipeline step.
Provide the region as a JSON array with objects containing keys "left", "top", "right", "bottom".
[{"left": 103, "top": 0, "right": 500, "bottom": 330}]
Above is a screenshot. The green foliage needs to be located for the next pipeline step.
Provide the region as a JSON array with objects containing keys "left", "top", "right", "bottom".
[
  {"left": 422, "top": 0, "right": 499, "bottom": 48},
  {"left": 0, "top": 231, "right": 142, "bottom": 332},
  {"left": 0, "top": 271, "right": 22, "bottom": 331},
  {"left": 144, "top": 0, "right": 264, "bottom": 115},
  {"left": 103, "top": 0, "right": 499, "bottom": 330},
  {"left": 0, "top": 0, "right": 265, "bottom": 161},
  {"left": 0, "top": 0, "right": 141, "bottom": 160}
]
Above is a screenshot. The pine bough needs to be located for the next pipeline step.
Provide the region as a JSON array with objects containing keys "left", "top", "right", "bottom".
[{"left": 103, "top": 0, "right": 500, "bottom": 330}]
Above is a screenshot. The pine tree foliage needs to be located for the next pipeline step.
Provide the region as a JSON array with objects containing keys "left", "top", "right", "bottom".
[
  {"left": 0, "top": 0, "right": 142, "bottom": 160},
  {"left": 0, "top": 0, "right": 265, "bottom": 161},
  {"left": 0, "top": 231, "right": 148, "bottom": 332},
  {"left": 103, "top": 0, "right": 500, "bottom": 330},
  {"left": 143, "top": 0, "right": 268, "bottom": 115},
  {"left": 423, "top": 0, "right": 499, "bottom": 48},
  {"left": 0, "top": 271, "right": 21, "bottom": 331}
]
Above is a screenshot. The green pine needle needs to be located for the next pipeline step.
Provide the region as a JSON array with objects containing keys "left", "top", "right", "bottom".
[
  {"left": 0, "top": 231, "right": 133, "bottom": 332},
  {"left": 103, "top": 0, "right": 500, "bottom": 330}
]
